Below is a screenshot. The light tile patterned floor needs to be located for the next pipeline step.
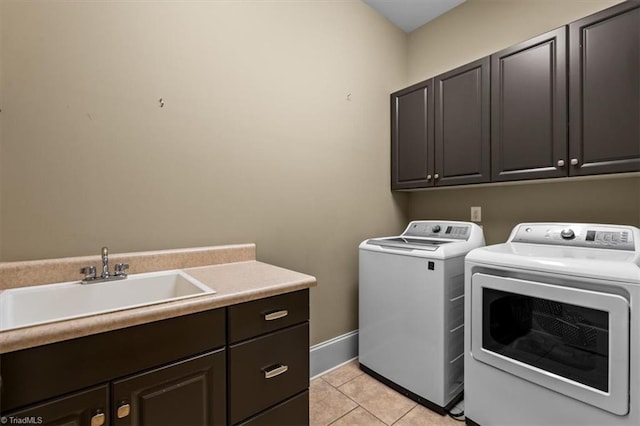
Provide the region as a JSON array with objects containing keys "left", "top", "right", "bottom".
[{"left": 310, "top": 360, "right": 463, "bottom": 426}]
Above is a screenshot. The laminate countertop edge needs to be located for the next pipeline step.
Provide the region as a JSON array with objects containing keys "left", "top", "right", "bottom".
[{"left": 0, "top": 260, "right": 317, "bottom": 354}]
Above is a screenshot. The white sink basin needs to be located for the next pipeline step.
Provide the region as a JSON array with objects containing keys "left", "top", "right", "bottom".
[{"left": 0, "top": 270, "right": 215, "bottom": 332}]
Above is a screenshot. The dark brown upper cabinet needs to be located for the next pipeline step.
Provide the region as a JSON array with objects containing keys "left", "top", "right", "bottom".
[
  {"left": 491, "top": 27, "right": 568, "bottom": 182},
  {"left": 390, "top": 1, "right": 638, "bottom": 191},
  {"left": 391, "top": 79, "right": 434, "bottom": 189},
  {"left": 435, "top": 57, "right": 491, "bottom": 186},
  {"left": 569, "top": 0, "right": 640, "bottom": 176}
]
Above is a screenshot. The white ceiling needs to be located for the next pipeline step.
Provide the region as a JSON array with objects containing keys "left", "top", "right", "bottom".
[{"left": 363, "top": 0, "right": 467, "bottom": 33}]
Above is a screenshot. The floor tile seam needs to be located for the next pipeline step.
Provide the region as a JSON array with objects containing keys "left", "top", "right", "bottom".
[
  {"left": 331, "top": 404, "right": 392, "bottom": 426},
  {"left": 333, "top": 375, "right": 421, "bottom": 425},
  {"left": 322, "top": 365, "right": 365, "bottom": 389},
  {"left": 332, "top": 385, "right": 407, "bottom": 426},
  {"left": 390, "top": 404, "right": 416, "bottom": 426},
  {"left": 332, "top": 382, "right": 364, "bottom": 408},
  {"left": 385, "top": 402, "right": 419, "bottom": 426},
  {"left": 325, "top": 404, "right": 360, "bottom": 426},
  {"left": 314, "top": 376, "right": 363, "bottom": 423},
  {"left": 328, "top": 371, "right": 365, "bottom": 390},
  {"left": 369, "top": 406, "right": 395, "bottom": 426},
  {"left": 311, "top": 377, "right": 347, "bottom": 405}
]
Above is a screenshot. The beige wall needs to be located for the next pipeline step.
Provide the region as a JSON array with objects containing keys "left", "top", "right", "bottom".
[
  {"left": 406, "top": 0, "right": 640, "bottom": 244},
  {"left": 0, "top": 0, "right": 409, "bottom": 345},
  {"left": 406, "top": 0, "right": 624, "bottom": 85},
  {"left": 410, "top": 176, "right": 640, "bottom": 245}
]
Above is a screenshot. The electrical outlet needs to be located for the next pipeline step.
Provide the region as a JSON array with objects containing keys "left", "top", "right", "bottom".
[{"left": 471, "top": 206, "right": 482, "bottom": 222}]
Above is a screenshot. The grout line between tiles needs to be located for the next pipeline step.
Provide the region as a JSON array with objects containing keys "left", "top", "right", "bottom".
[
  {"left": 331, "top": 373, "right": 407, "bottom": 426},
  {"left": 326, "top": 405, "right": 360, "bottom": 426},
  {"left": 317, "top": 364, "right": 462, "bottom": 426},
  {"left": 391, "top": 405, "right": 414, "bottom": 426}
]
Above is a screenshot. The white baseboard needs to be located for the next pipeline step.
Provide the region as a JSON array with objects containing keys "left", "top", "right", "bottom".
[{"left": 309, "top": 330, "right": 358, "bottom": 379}]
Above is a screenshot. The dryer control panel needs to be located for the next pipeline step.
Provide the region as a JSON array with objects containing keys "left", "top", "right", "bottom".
[{"left": 510, "top": 223, "right": 636, "bottom": 251}]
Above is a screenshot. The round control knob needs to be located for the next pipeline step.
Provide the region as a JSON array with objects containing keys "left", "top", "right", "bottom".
[
  {"left": 432, "top": 225, "right": 441, "bottom": 233},
  {"left": 560, "top": 228, "right": 575, "bottom": 240}
]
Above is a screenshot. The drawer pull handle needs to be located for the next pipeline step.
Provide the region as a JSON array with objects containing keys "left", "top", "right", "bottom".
[
  {"left": 263, "top": 364, "right": 289, "bottom": 379},
  {"left": 264, "top": 310, "right": 289, "bottom": 321},
  {"left": 91, "top": 412, "right": 106, "bottom": 426}
]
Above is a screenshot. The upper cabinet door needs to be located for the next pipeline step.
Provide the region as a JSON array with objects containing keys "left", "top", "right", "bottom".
[
  {"left": 569, "top": 1, "right": 640, "bottom": 176},
  {"left": 391, "top": 79, "right": 435, "bottom": 189},
  {"left": 434, "top": 57, "right": 490, "bottom": 186},
  {"left": 491, "top": 27, "right": 568, "bottom": 182}
]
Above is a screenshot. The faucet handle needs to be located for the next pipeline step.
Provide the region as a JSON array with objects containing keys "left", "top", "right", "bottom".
[
  {"left": 114, "top": 263, "right": 129, "bottom": 276},
  {"left": 81, "top": 266, "right": 97, "bottom": 280}
]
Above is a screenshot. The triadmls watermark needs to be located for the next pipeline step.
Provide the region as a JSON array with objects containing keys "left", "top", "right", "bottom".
[{"left": 0, "top": 416, "right": 44, "bottom": 425}]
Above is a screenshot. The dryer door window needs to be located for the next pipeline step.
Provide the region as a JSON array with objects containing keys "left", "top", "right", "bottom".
[
  {"left": 471, "top": 273, "right": 629, "bottom": 416},
  {"left": 482, "top": 288, "right": 609, "bottom": 392}
]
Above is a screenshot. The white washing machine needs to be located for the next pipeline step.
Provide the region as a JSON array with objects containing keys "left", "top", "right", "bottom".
[
  {"left": 464, "top": 223, "right": 640, "bottom": 426},
  {"left": 359, "top": 220, "right": 485, "bottom": 413}
]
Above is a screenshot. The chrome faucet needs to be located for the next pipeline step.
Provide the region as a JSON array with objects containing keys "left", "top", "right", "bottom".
[
  {"left": 101, "top": 246, "right": 110, "bottom": 278},
  {"left": 80, "top": 246, "right": 129, "bottom": 284}
]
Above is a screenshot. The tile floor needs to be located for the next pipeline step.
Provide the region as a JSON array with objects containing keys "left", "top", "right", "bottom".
[{"left": 310, "top": 360, "right": 464, "bottom": 426}]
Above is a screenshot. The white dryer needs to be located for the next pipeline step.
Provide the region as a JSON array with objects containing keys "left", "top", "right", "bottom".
[
  {"left": 359, "top": 220, "right": 485, "bottom": 413},
  {"left": 465, "top": 223, "right": 640, "bottom": 426}
]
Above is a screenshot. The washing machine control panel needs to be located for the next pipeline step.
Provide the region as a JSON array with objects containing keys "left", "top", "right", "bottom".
[
  {"left": 403, "top": 221, "right": 471, "bottom": 240},
  {"left": 511, "top": 223, "right": 636, "bottom": 251}
]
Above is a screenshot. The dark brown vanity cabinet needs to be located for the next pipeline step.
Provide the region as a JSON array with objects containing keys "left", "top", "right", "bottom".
[
  {"left": 228, "top": 290, "right": 310, "bottom": 425},
  {"left": 0, "top": 309, "right": 227, "bottom": 426},
  {"left": 491, "top": 27, "right": 567, "bottom": 182},
  {"left": 391, "top": 79, "right": 434, "bottom": 189},
  {"left": 0, "top": 290, "right": 312, "bottom": 426},
  {"left": 569, "top": 0, "right": 640, "bottom": 176}
]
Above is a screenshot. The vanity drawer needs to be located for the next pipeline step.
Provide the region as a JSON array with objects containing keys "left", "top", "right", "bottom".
[
  {"left": 228, "top": 289, "right": 309, "bottom": 343},
  {"left": 238, "top": 390, "right": 309, "bottom": 426},
  {"left": 228, "top": 322, "right": 309, "bottom": 424}
]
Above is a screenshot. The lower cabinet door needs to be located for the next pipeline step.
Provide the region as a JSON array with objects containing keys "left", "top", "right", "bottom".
[
  {"left": 3, "top": 385, "right": 109, "bottom": 426},
  {"left": 229, "top": 322, "right": 310, "bottom": 424},
  {"left": 112, "top": 349, "right": 226, "bottom": 426},
  {"left": 238, "top": 390, "right": 309, "bottom": 426}
]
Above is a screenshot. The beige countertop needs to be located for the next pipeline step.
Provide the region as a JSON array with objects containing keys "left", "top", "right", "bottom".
[{"left": 0, "top": 246, "right": 316, "bottom": 354}]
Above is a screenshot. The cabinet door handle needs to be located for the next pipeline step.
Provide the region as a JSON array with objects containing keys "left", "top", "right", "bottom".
[
  {"left": 117, "top": 403, "right": 131, "bottom": 419},
  {"left": 426, "top": 174, "right": 432, "bottom": 181},
  {"left": 434, "top": 173, "right": 440, "bottom": 180},
  {"left": 263, "top": 364, "right": 289, "bottom": 379},
  {"left": 570, "top": 158, "right": 579, "bottom": 166},
  {"left": 91, "top": 412, "right": 106, "bottom": 426},
  {"left": 264, "top": 310, "right": 288, "bottom": 321},
  {"left": 557, "top": 159, "right": 565, "bottom": 167}
]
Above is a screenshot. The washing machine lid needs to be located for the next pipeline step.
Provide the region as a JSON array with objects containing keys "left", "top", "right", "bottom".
[
  {"left": 366, "top": 237, "right": 453, "bottom": 252},
  {"left": 360, "top": 220, "right": 485, "bottom": 258},
  {"left": 466, "top": 223, "right": 640, "bottom": 283}
]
